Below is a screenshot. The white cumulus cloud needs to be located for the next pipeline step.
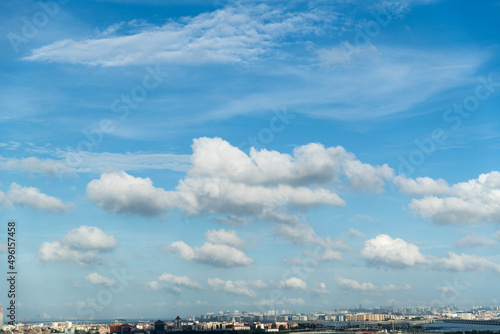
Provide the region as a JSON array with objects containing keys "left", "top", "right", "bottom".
[
  {"left": 313, "top": 282, "right": 329, "bottom": 294},
  {"left": 86, "top": 171, "right": 177, "bottom": 217},
  {"left": 169, "top": 229, "right": 253, "bottom": 268},
  {"left": 342, "top": 159, "right": 393, "bottom": 193},
  {"left": 204, "top": 228, "right": 246, "bottom": 248},
  {"left": 85, "top": 137, "right": 395, "bottom": 224},
  {"left": 37, "top": 226, "right": 117, "bottom": 266},
  {"left": 348, "top": 228, "right": 365, "bottom": 238},
  {"left": 208, "top": 278, "right": 256, "bottom": 298},
  {"left": 279, "top": 277, "right": 307, "bottom": 290},
  {"left": 38, "top": 242, "right": 101, "bottom": 267},
  {"left": 431, "top": 252, "right": 500, "bottom": 273},
  {"left": 7, "top": 182, "right": 69, "bottom": 212},
  {"left": 273, "top": 222, "right": 348, "bottom": 250},
  {"left": 85, "top": 273, "right": 115, "bottom": 287},
  {"left": 361, "top": 234, "right": 500, "bottom": 273},
  {"left": 409, "top": 171, "right": 500, "bottom": 224},
  {"left": 336, "top": 277, "right": 376, "bottom": 291},
  {"left": 159, "top": 273, "right": 203, "bottom": 289},
  {"left": 393, "top": 175, "right": 451, "bottom": 196},
  {"left": 61, "top": 225, "right": 117, "bottom": 250},
  {"left": 144, "top": 281, "right": 160, "bottom": 291},
  {"left": 361, "top": 234, "right": 428, "bottom": 268},
  {"left": 454, "top": 235, "right": 497, "bottom": 248}
]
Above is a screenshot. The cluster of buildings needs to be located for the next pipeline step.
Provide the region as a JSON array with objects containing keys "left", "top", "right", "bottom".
[
  {"left": 187, "top": 305, "right": 500, "bottom": 324},
  {"left": 0, "top": 318, "right": 302, "bottom": 334},
  {"left": 345, "top": 315, "right": 396, "bottom": 322},
  {"left": 0, "top": 304, "right": 499, "bottom": 334}
]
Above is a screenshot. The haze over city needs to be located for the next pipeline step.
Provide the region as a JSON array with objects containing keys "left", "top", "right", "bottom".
[{"left": 1, "top": 0, "right": 500, "bottom": 321}]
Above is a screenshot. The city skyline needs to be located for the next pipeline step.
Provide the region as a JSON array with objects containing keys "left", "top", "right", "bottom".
[{"left": 1, "top": 0, "right": 500, "bottom": 321}]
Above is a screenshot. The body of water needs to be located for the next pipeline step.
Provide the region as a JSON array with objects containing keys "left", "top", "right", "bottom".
[{"left": 422, "top": 322, "right": 500, "bottom": 332}]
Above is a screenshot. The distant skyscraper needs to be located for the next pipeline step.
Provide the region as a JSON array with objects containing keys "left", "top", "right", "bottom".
[
  {"left": 174, "top": 316, "right": 181, "bottom": 330},
  {"left": 0, "top": 303, "right": 3, "bottom": 327}
]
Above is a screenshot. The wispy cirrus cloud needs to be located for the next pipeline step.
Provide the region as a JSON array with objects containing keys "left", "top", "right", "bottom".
[
  {"left": 0, "top": 151, "right": 190, "bottom": 178},
  {"left": 23, "top": 5, "right": 328, "bottom": 66}
]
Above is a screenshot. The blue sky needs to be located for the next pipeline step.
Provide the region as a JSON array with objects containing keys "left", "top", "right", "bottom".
[{"left": 1, "top": 0, "right": 500, "bottom": 321}]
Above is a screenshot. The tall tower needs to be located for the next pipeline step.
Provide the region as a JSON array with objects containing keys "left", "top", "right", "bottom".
[
  {"left": 0, "top": 303, "right": 3, "bottom": 327},
  {"left": 174, "top": 316, "right": 181, "bottom": 330}
]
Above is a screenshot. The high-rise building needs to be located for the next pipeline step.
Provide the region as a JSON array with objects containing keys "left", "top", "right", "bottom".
[
  {"left": 174, "top": 316, "right": 182, "bottom": 330},
  {"left": 0, "top": 303, "right": 3, "bottom": 327}
]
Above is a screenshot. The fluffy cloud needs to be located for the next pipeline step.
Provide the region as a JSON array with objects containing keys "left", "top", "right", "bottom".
[
  {"left": 336, "top": 277, "right": 411, "bottom": 293},
  {"left": 24, "top": 5, "right": 326, "bottom": 66},
  {"left": 216, "top": 215, "right": 247, "bottom": 227},
  {"left": 169, "top": 241, "right": 253, "bottom": 267},
  {"left": 362, "top": 234, "right": 500, "bottom": 273},
  {"left": 342, "top": 159, "right": 393, "bottom": 193},
  {"left": 273, "top": 222, "right": 348, "bottom": 250},
  {"left": 86, "top": 138, "right": 395, "bottom": 222},
  {"left": 38, "top": 242, "right": 101, "bottom": 267},
  {"left": 348, "top": 228, "right": 365, "bottom": 238},
  {"left": 409, "top": 171, "right": 500, "bottom": 224},
  {"left": 336, "top": 277, "right": 375, "bottom": 291},
  {"left": 159, "top": 273, "right": 203, "bottom": 290},
  {"left": 0, "top": 190, "right": 8, "bottom": 208},
  {"left": 204, "top": 141, "right": 346, "bottom": 186},
  {"left": 168, "top": 287, "right": 183, "bottom": 295},
  {"left": 279, "top": 277, "right": 307, "bottom": 290},
  {"left": 204, "top": 228, "right": 246, "bottom": 248},
  {"left": 436, "top": 285, "right": 455, "bottom": 293},
  {"left": 360, "top": 234, "right": 427, "bottom": 268},
  {"left": 431, "top": 252, "right": 500, "bottom": 273},
  {"left": 7, "top": 182, "right": 69, "bottom": 212},
  {"left": 454, "top": 235, "right": 497, "bottom": 248},
  {"left": 86, "top": 171, "right": 177, "bottom": 217},
  {"left": 393, "top": 175, "right": 450, "bottom": 196},
  {"left": 313, "top": 282, "right": 329, "bottom": 294},
  {"left": 207, "top": 278, "right": 256, "bottom": 298},
  {"left": 249, "top": 280, "right": 268, "bottom": 289},
  {"left": 318, "top": 249, "right": 344, "bottom": 261},
  {"left": 61, "top": 226, "right": 117, "bottom": 250},
  {"left": 169, "top": 229, "right": 253, "bottom": 267},
  {"left": 144, "top": 281, "right": 160, "bottom": 291},
  {"left": 85, "top": 273, "right": 115, "bottom": 287},
  {"left": 37, "top": 226, "right": 116, "bottom": 266}
]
